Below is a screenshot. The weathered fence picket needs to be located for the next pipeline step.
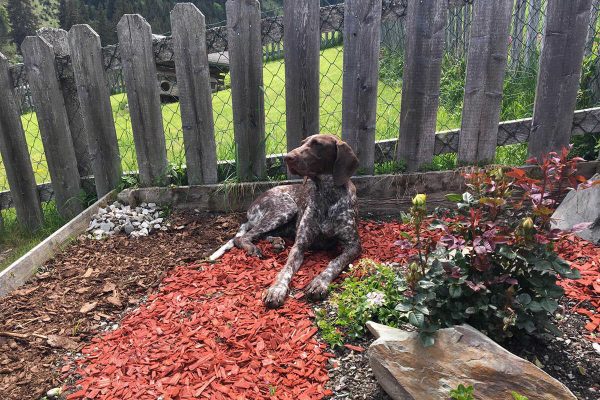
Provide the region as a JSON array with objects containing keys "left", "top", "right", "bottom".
[
  {"left": 68, "top": 24, "right": 122, "bottom": 197},
  {"left": 37, "top": 28, "right": 93, "bottom": 180},
  {"left": 397, "top": 0, "right": 448, "bottom": 171},
  {"left": 458, "top": 0, "right": 513, "bottom": 165},
  {"left": 0, "top": 53, "right": 44, "bottom": 231},
  {"left": 117, "top": 14, "right": 168, "bottom": 187},
  {"left": 342, "top": 0, "right": 382, "bottom": 173},
  {"left": 529, "top": 0, "right": 593, "bottom": 158},
  {"left": 283, "top": 0, "right": 320, "bottom": 166},
  {"left": 227, "top": 0, "right": 266, "bottom": 181},
  {"left": 171, "top": 3, "right": 218, "bottom": 185},
  {"left": 21, "top": 36, "right": 83, "bottom": 219}
]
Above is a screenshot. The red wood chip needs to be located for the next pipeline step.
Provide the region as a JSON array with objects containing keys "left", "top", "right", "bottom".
[
  {"left": 343, "top": 344, "right": 365, "bottom": 352},
  {"left": 65, "top": 222, "right": 600, "bottom": 398}
]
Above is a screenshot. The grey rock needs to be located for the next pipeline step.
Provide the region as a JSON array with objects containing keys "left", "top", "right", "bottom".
[
  {"left": 551, "top": 174, "right": 600, "bottom": 244},
  {"left": 124, "top": 223, "right": 135, "bottom": 235},
  {"left": 366, "top": 321, "right": 577, "bottom": 400}
]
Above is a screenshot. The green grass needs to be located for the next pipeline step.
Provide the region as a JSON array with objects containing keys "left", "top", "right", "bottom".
[{"left": 0, "top": 202, "right": 65, "bottom": 272}]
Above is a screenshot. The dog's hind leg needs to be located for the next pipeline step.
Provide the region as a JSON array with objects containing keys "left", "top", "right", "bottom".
[
  {"left": 233, "top": 209, "right": 296, "bottom": 257},
  {"left": 209, "top": 222, "right": 251, "bottom": 261}
]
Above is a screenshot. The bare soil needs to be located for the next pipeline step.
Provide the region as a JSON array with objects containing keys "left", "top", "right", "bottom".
[{"left": 0, "top": 211, "right": 242, "bottom": 400}]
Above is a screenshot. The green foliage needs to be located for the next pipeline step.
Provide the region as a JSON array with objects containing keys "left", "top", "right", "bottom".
[
  {"left": 570, "top": 132, "right": 600, "bottom": 161},
  {"left": 511, "top": 391, "right": 529, "bottom": 400},
  {"left": 397, "top": 156, "right": 584, "bottom": 346},
  {"left": 449, "top": 384, "right": 474, "bottom": 400},
  {"left": 315, "top": 260, "right": 405, "bottom": 347},
  {"left": 0, "top": 202, "right": 66, "bottom": 272},
  {"left": 6, "top": 0, "right": 39, "bottom": 49}
]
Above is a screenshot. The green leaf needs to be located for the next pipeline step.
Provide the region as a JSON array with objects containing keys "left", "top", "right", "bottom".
[
  {"left": 527, "top": 301, "right": 543, "bottom": 312},
  {"left": 414, "top": 304, "right": 430, "bottom": 315},
  {"left": 540, "top": 298, "right": 559, "bottom": 313},
  {"left": 418, "top": 280, "right": 435, "bottom": 289},
  {"left": 445, "top": 193, "right": 463, "bottom": 203},
  {"left": 395, "top": 302, "right": 412, "bottom": 312},
  {"left": 465, "top": 307, "right": 477, "bottom": 315},
  {"left": 400, "top": 232, "right": 412, "bottom": 239},
  {"left": 497, "top": 245, "right": 517, "bottom": 260},
  {"left": 419, "top": 332, "right": 435, "bottom": 347},
  {"left": 408, "top": 311, "right": 425, "bottom": 328},
  {"left": 462, "top": 192, "right": 475, "bottom": 203},
  {"left": 449, "top": 285, "right": 462, "bottom": 298},
  {"left": 516, "top": 293, "right": 532, "bottom": 305}
]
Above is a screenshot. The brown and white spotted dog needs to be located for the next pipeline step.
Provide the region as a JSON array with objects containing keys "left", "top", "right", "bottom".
[{"left": 210, "top": 134, "right": 362, "bottom": 308}]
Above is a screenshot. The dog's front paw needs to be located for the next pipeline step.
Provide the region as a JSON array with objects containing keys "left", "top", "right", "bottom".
[
  {"left": 264, "top": 284, "right": 288, "bottom": 308},
  {"left": 305, "top": 277, "right": 330, "bottom": 301},
  {"left": 246, "top": 245, "right": 263, "bottom": 258}
]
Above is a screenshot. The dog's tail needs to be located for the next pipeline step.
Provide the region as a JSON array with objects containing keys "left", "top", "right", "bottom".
[{"left": 208, "top": 222, "right": 251, "bottom": 261}]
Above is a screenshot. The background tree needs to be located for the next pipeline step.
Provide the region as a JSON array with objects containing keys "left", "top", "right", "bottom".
[{"left": 6, "top": 0, "right": 39, "bottom": 50}]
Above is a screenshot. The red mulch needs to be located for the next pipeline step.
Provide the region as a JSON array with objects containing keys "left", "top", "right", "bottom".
[
  {"left": 65, "top": 221, "right": 600, "bottom": 399},
  {"left": 556, "top": 235, "right": 600, "bottom": 341},
  {"left": 66, "top": 221, "right": 404, "bottom": 400}
]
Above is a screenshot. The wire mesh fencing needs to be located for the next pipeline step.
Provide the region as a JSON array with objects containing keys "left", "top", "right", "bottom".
[{"left": 3, "top": 0, "right": 600, "bottom": 216}]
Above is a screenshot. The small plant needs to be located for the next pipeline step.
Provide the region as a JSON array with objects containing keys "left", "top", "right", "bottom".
[
  {"left": 166, "top": 162, "right": 188, "bottom": 186},
  {"left": 117, "top": 174, "right": 140, "bottom": 191},
  {"left": 315, "top": 260, "right": 405, "bottom": 347},
  {"left": 449, "top": 384, "right": 474, "bottom": 400}
]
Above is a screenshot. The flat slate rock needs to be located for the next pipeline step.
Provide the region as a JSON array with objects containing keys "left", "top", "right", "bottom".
[
  {"left": 366, "top": 321, "right": 576, "bottom": 400},
  {"left": 551, "top": 173, "right": 600, "bottom": 244}
]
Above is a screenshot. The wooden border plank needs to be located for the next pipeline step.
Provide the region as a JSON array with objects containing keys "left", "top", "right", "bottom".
[
  {"left": 0, "top": 190, "right": 116, "bottom": 298},
  {"left": 397, "top": 0, "right": 448, "bottom": 171},
  {"left": 68, "top": 24, "right": 122, "bottom": 197},
  {"left": 283, "top": 0, "right": 320, "bottom": 162},
  {"left": 342, "top": 0, "right": 382, "bottom": 174},
  {"left": 0, "top": 53, "right": 44, "bottom": 231},
  {"left": 21, "top": 35, "right": 84, "bottom": 219},
  {"left": 226, "top": 0, "right": 266, "bottom": 181},
  {"left": 117, "top": 14, "right": 168, "bottom": 187},
  {"left": 529, "top": 0, "right": 593, "bottom": 158},
  {"left": 458, "top": 0, "right": 513, "bottom": 164},
  {"left": 171, "top": 3, "right": 218, "bottom": 185}
]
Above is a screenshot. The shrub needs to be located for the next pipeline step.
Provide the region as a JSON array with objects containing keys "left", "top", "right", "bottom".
[{"left": 395, "top": 151, "right": 588, "bottom": 346}]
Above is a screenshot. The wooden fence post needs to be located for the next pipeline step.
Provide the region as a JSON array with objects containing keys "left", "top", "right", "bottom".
[
  {"left": 0, "top": 53, "right": 44, "bottom": 230},
  {"left": 171, "top": 3, "right": 218, "bottom": 185},
  {"left": 21, "top": 36, "right": 83, "bottom": 219},
  {"left": 37, "top": 28, "right": 93, "bottom": 179},
  {"left": 342, "top": 0, "right": 382, "bottom": 174},
  {"left": 458, "top": 0, "right": 513, "bottom": 165},
  {"left": 68, "top": 24, "right": 122, "bottom": 197},
  {"left": 226, "top": 0, "right": 266, "bottom": 181},
  {"left": 283, "top": 0, "right": 320, "bottom": 165},
  {"left": 528, "top": 0, "right": 593, "bottom": 158},
  {"left": 396, "top": 0, "right": 448, "bottom": 171},
  {"left": 117, "top": 14, "right": 168, "bottom": 187}
]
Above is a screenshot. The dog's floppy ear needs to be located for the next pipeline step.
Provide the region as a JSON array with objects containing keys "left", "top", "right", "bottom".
[{"left": 333, "top": 141, "right": 359, "bottom": 186}]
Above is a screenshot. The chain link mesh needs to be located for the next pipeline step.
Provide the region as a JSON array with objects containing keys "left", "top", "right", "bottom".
[{"left": 2, "top": 0, "right": 600, "bottom": 221}]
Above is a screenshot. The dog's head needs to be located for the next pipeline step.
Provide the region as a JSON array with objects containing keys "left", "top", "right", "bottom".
[{"left": 283, "top": 134, "right": 359, "bottom": 186}]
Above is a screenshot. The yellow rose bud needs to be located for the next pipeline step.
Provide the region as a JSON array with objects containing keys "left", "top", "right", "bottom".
[
  {"left": 522, "top": 217, "right": 534, "bottom": 230},
  {"left": 412, "top": 194, "right": 427, "bottom": 207}
]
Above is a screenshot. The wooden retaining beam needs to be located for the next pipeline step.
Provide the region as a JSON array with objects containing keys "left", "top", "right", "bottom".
[
  {"left": 117, "top": 14, "right": 169, "bottom": 187},
  {"left": 68, "top": 24, "right": 122, "bottom": 197},
  {"left": 171, "top": 4, "right": 218, "bottom": 185},
  {"left": 342, "top": 0, "right": 382, "bottom": 174},
  {"left": 0, "top": 190, "right": 116, "bottom": 298},
  {"left": 118, "top": 161, "right": 600, "bottom": 218},
  {"left": 528, "top": 0, "right": 593, "bottom": 158},
  {"left": 21, "top": 35, "right": 84, "bottom": 219},
  {"left": 227, "top": 0, "right": 266, "bottom": 181},
  {"left": 0, "top": 53, "right": 44, "bottom": 231}
]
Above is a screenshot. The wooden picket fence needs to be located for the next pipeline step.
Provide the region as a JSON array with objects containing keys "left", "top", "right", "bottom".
[{"left": 0, "top": 0, "right": 599, "bottom": 233}]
